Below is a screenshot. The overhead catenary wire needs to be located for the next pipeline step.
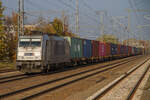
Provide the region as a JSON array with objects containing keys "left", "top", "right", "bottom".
[
  {"left": 80, "top": 0, "right": 102, "bottom": 25},
  {"left": 81, "top": 0, "right": 98, "bottom": 16},
  {"left": 24, "top": 0, "right": 100, "bottom": 29},
  {"left": 129, "top": 1, "right": 149, "bottom": 42},
  {"left": 17, "top": 0, "right": 110, "bottom": 38},
  {"left": 57, "top": 0, "right": 76, "bottom": 10},
  {"left": 4, "top": 6, "right": 18, "bottom": 12},
  {"left": 25, "top": 0, "right": 46, "bottom": 10},
  {"left": 24, "top": 1, "right": 65, "bottom": 20},
  {"left": 57, "top": 0, "right": 100, "bottom": 23},
  {"left": 56, "top": 0, "right": 101, "bottom": 36}
]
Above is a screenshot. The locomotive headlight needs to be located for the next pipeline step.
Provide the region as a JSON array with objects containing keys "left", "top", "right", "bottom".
[
  {"left": 17, "top": 56, "right": 21, "bottom": 59},
  {"left": 17, "top": 56, "right": 24, "bottom": 60},
  {"left": 34, "top": 52, "right": 41, "bottom": 56},
  {"left": 21, "top": 56, "right": 24, "bottom": 59},
  {"left": 18, "top": 52, "right": 24, "bottom": 56}
]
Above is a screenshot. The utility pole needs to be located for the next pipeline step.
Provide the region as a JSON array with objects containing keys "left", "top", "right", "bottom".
[
  {"left": 76, "top": 0, "right": 79, "bottom": 35},
  {"left": 18, "top": 0, "right": 24, "bottom": 37},
  {"left": 62, "top": 11, "right": 65, "bottom": 33},
  {"left": 127, "top": 9, "right": 131, "bottom": 46},
  {"left": 100, "top": 12, "right": 104, "bottom": 42},
  {"left": 111, "top": 17, "right": 119, "bottom": 44},
  {"left": 112, "top": 16, "right": 128, "bottom": 45},
  {"left": 96, "top": 11, "right": 105, "bottom": 42},
  {"left": 18, "top": 0, "right": 20, "bottom": 38}
]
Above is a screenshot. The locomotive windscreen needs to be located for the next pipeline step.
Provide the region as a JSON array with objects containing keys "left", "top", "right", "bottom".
[
  {"left": 19, "top": 39, "right": 41, "bottom": 47},
  {"left": 17, "top": 38, "right": 42, "bottom": 61}
]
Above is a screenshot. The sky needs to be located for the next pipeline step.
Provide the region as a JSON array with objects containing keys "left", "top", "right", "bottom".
[{"left": 2, "top": 0, "right": 150, "bottom": 40}]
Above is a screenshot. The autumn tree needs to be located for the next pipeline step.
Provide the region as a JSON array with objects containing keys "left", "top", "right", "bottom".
[
  {"left": 32, "top": 17, "right": 78, "bottom": 37},
  {"left": 4, "top": 12, "right": 18, "bottom": 61},
  {"left": 52, "top": 18, "right": 63, "bottom": 35},
  {"left": 51, "top": 18, "right": 79, "bottom": 37},
  {"left": 0, "top": 1, "right": 8, "bottom": 60},
  {"left": 97, "top": 34, "right": 119, "bottom": 44}
]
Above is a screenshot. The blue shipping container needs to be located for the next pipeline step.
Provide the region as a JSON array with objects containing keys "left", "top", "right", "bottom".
[
  {"left": 83, "top": 39, "right": 92, "bottom": 58},
  {"left": 133, "top": 47, "right": 137, "bottom": 54},
  {"left": 110, "top": 43, "right": 118, "bottom": 55},
  {"left": 135, "top": 47, "right": 138, "bottom": 54}
]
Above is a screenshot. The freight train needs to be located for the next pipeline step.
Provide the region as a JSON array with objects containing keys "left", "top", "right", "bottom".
[{"left": 16, "top": 33, "right": 144, "bottom": 73}]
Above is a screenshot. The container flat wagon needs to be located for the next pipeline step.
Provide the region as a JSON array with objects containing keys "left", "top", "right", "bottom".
[{"left": 16, "top": 34, "right": 144, "bottom": 73}]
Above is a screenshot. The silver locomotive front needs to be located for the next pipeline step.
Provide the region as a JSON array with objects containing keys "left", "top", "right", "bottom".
[{"left": 16, "top": 35, "right": 43, "bottom": 73}]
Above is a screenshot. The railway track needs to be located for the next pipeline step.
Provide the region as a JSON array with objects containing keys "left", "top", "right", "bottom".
[
  {"left": 0, "top": 56, "right": 139, "bottom": 84},
  {"left": 126, "top": 63, "right": 150, "bottom": 100},
  {"left": 0, "top": 74, "right": 37, "bottom": 84},
  {"left": 0, "top": 69, "right": 17, "bottom": 74},
  {"left": 86, "top": 57, "right": 150, "bottom": 100},
  {"left": 0, "top": 56, "right": 143, "bottom": 100}
]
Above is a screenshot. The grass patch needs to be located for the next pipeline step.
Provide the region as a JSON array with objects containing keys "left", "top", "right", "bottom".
[{"left": 0, "top": 62, "right": 15, "bottom": 70}]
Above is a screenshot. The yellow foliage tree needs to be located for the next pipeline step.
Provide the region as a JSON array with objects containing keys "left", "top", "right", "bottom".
[
  {"left": 0, "top": 1, "right": 8, "bottom": 60},
  {"left": 4, "top": 12, "right": 18, "bottom": 61},
  {"left": 52, "top": 18, "right": 63, "bottom": 36},
  {"left": 32, "top": 17, "right": 78, "bottom": 37},
  {"left": 97, "top": 34, "right": 119, "bottom": 44},
  {"left": 51, "top": 17, "right": 79, "bottom": 37}
]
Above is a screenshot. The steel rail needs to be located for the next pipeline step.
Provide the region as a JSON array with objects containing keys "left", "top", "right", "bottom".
[{"left": 86, "top": 57, "right": 150, "bottom": 100}]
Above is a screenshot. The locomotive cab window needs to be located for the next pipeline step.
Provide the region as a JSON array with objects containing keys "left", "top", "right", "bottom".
[
  {"left": 19, "top": 41, "right": 30, "bottom": 47},
  {"left": 31, "top": 39, "right": 41, "bottom": 47},
  {"left": 19, "top": 39, "right": 30, "bottom": 47},
  {"left": 19, "top": 39, "right": 41, "bottom": 47}
]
